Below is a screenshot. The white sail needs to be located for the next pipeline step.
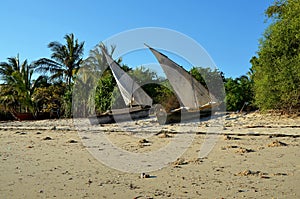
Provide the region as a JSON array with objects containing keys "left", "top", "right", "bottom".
[
  {"left": 102, "top": 49, "right": 152, "bottom": 107},
  {"left": 146, "top": 45, "right": 212, "bottom": 109}
]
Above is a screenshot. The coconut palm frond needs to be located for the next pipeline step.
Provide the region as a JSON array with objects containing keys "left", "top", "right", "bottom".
[{"left": 34, "top": 33, "right": 84, "bottom": 86}]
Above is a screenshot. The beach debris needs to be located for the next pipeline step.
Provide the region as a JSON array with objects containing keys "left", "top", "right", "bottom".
[
  {"left": 273, "top": 172, "right": 288, "bottom": 176},
  {"left": 268, "top": 140, "right": 288, "bottom": 147},
  {"left": 224, "top": 135, "right": 240, "bottom": 140},
  {"left": 51, "top": 126, "right": 56, "bottom": 130},
  {"left": 62, "top": 170, "right": 69, "bottom": 174},
  {"left": 225, "top": 123, "right": 233, "bottom": 127},
  {"left": 36, "top": 132, "right": 42, "bottom": 135},
  {"left": 158, "top": 131, "right": 172, "bottom": 138},
  {"left": 236, "top": 169, "right": 268, "bottom": 177},
  {"left": 155, "top": 129, "right": 169, "bottom": 135},
  {"left": 42, "top": 136, "right": 52, "bottom": 140},
  {"left": 27, "top": 145, "right": 34, "bottom": 148},
  {"left": 171, "top": 158, "right": 188, "bottom": 166},
  {"left": 226, "top": 145, "right": 239, "bottom": 149},
  {"left": 138, "top": 139, "right": 151, "bottom": 147},
  {"left": 67, "top": 139, "right": 78, "bottom": 143},
  {"left": 188, "top": 158, "right": 203, "bottom": 164},
  {"left": 15, "top": 131, "right": 27, "bottom": 135},
  {"left": 139, "top": 139, "right": 149, "bottom": 143},
  {"left": 129, "top": 182, "right": 140, "bottom": 190},
  {"left": 87, "top": 179, "right": 92, "bottom": 186},
  {"left": 260, "top": 175, "right": 270, "bottom": 179},
  {"left": 235, "top": 147, "right": 255, "bottom": 154},
  {"left": 140, "top": 172, "right": 150, "bottom": 178},
  {"left": 257, "top": 146, "right": 265, "bottom": 150}
]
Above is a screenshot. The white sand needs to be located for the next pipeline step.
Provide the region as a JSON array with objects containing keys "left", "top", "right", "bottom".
[{"left": 0, "top": 112, "right": 299, "bottom": 198}]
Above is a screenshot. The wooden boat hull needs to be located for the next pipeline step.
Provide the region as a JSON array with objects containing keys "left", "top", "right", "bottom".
[
  {"left": 11, "top": 112, "right": 51, "bottom": 121},
  {"left": 155, "top": 108, "right": 212, "bottom": 125},
  {"left": 89, "top": 106, "right": 151, "bottom": 125},
  {"left": 11, "top": 112, "right": 35, "bottom": 121}
]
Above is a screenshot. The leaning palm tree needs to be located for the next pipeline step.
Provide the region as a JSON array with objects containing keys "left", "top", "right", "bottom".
[
  {"left": 34, "top": 33, "right": 84, "bottom": 86},
  {"left": 74, "top": 43, "right": 123, "bottom": 116},
  {"left": 0, "top": 55, "right": 46, "bottom": 115}
]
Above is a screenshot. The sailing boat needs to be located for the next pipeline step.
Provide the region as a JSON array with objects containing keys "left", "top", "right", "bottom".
[
  {"left": 91, "top": 48, "right": 152, "bottom": 124},
  {"left": 146, "top": 44, "right": 219, "bottom": 124}
]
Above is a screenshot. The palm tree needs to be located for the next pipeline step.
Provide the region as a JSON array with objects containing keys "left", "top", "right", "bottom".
[
  {"left": 34, "top": 33, "right": 84, "bottom": 86},
  {"left": 33, "top": 33, "right": 84, "bottom": 117},
  {"left": 78, "top": 43, "right": 124, "bottom": 114},
  {"left": 0, "top": 55, "right": 46, "bottom": 114}
]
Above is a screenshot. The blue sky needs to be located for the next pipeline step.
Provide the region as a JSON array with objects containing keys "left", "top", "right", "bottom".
[{"left": 0, "top": 0, "right": 274, "bottom": 78}]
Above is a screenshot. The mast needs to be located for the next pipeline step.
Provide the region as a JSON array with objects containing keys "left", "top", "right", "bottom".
[{"left": 191, "top": 74, "right": 199, "bottom": 108}]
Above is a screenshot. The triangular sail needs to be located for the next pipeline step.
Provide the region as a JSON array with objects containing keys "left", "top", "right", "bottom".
[
  {"left": 146, "top": 44, "right": 212, "bottom": 109},
  {"left": 102, "top": 49, "right": 152, "bottom": 107}
]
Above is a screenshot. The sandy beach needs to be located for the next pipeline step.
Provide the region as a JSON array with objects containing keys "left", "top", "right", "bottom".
[{"left": 0, "top": 112, "right": 299, "bottom": 198}]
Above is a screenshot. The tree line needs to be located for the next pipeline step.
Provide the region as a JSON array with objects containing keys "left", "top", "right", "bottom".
[{"left": 1, "top": 0, "right": 299, "bottom": 120}]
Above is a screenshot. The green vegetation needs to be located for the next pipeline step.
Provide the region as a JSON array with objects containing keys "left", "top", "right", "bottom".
[
  {"left": 0, "top": 55, "right": 47, "bottom": 115},
  {"left": 0, "top": 34, "right": 85, "bottom": 119},
  {"left": 190, "top": 67, "right": 254, "bottom": 112},
  {"left": 190, "top": 67, "right": 226, "bottom": 102},
  {"left": 152, "top": 81, "right": 179, "bottom": 113},
  {"left": 129, "top": 66, "right": 165, "bottom": 105},
  {"left": 34, "top": 33, "right": 84, "bottom": 86},
  {"left": 79, "top": 43, "right": 123, "bottom": 114},
  {"left": 1, "top": 0, "right": 300, "bottom": 120},
  {"left": 32, "top": 84, "right": 65, "bottom": 113},
  {"left": 251, "top": 0, "right": 300, "bottom": 112},
  {"left": 225, "top": 75, "right": 254, "bottom": 112},
  {"left": 34, "top": 33, "right": 85, "bottom": 117}
]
